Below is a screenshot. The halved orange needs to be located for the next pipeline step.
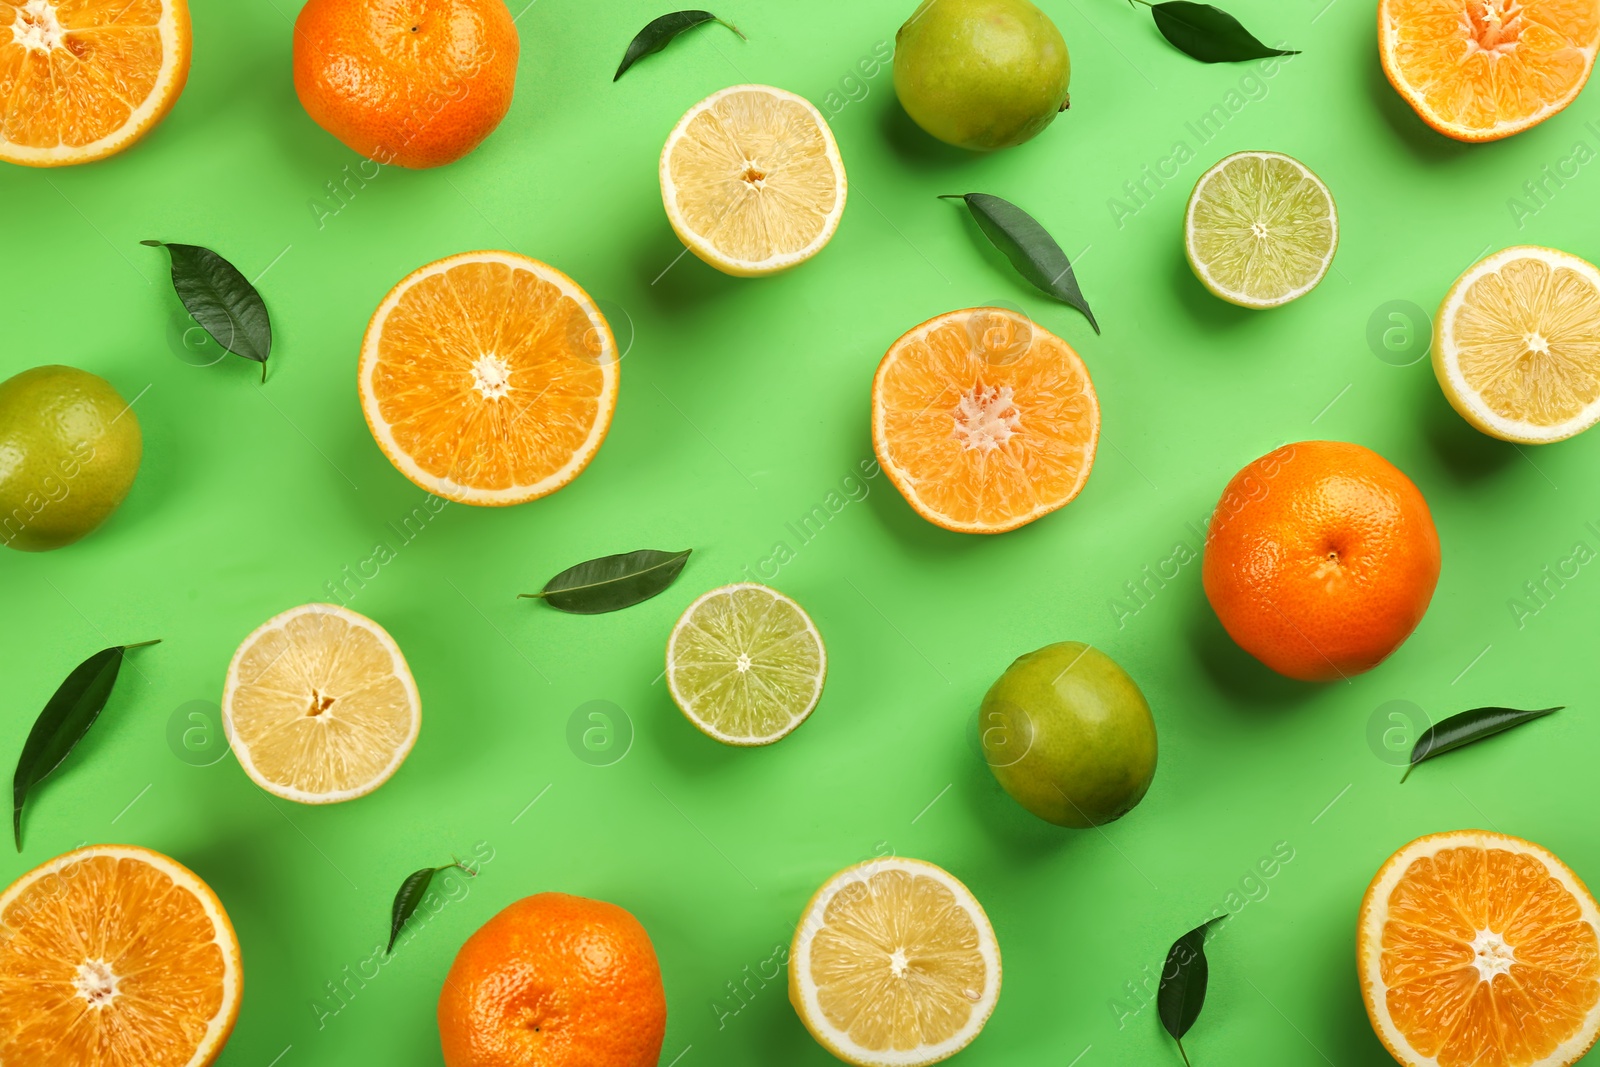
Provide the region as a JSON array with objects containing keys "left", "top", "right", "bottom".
[
  {"left": 1, "top": 0, "right": 192, "bottom": 166},
  {"left": 1358, "top": 830, "right": 1600, "bottom": 1067},
  {"left": 871, "top": 307, "right": 1099, "bottom": 534},
  {"left": 0, "top": 843, "right": 242, "bottom": 1067},
  {"left": 359, "top": 250, "right": 619, "bottom": 506},
  {"left": 1379, "top": 0, "right": 1600, "bottom": 142}
]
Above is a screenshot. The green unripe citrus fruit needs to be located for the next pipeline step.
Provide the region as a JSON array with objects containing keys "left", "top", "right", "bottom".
[
  {"left": 0, "top": 366, "right": 143, "bottom": 552},
  {"left": 893, "top": 0, "right": 1071, "bottom": 151},
  {"left": 979, "top": 642, "right": 1157, "bottom": 827}
]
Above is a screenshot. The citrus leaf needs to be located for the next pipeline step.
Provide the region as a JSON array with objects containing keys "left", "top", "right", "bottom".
[
  {"left": 12, "top": 640, "right": 159, "bottom": 850},
  {"left": 615, "top": 10, "right": 745, "bottom": 81},
  {"left": 1139, "top": 1, "right": 1297, "bottom": 63},
  {"left": 387, "top": 862, "right": 470, "bottom": 953},
  {"left": 519, "top": 548, "right": 693, "bottom": 614},
  {"left": 939, "top": 193, "right": 1099, "bottom": 334},
  {"left": 1158, "top": 917, "right": 1225, "bottom": 1065},
  {"left": 1402, "top": 706, "right": 1562, "bottom": 782},
  {"left": 142, "top": 241, "right": 273, "bottom": 381}
]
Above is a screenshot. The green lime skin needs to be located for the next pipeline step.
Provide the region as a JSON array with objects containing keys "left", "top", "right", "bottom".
[
  {"left": 893, "top": 0, "right": 1071, "bottom": 151},
  {"left": 0, "top": 366, "right": 142, "bottom": 552},
  {"left": 980, "top": 642, "right": 1157, "bottom": 828}
]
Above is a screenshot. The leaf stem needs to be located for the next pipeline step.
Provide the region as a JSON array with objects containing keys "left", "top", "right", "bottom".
[
  {"left": 716, "top": 17, "right": 747, "bottom": 40},
  {"left": 516, "top": 592, "right": 550, "bottom": 600},
  {"left": 124, "top": 639, "right": 162, "bottom": 650},
  {"left": 1399, "top": 762, "right": 1415, "bottom": 784},
  {"left": 1176, "top": 1036, "right": 1193, "bottom": 1067},
  {"left": 260, "top": 360, "right": 267, "bottom": 384}
]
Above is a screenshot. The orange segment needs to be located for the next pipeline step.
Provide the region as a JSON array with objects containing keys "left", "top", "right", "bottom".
[
  {"left": 1379, "top": 0, "right": 1600, "bottom": 141},
  {"left": 1359, "top": 830, "right": 1600, "bottom": 1067},
  {"left": 871, "top": 307, "right": 1099, "bottom": 534},
  {"left": 0, "top": 844, "right": 242, "bottom": 1067},
  {"left": 0, "top": 0, "right": 190, "bottom": 166},
  {"left": 358, "top": 251, "right": 619, "bottom": 506}
]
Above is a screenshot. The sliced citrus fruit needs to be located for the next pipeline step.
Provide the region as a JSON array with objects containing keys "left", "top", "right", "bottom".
[
  {"left": 1, "top": 0, "right": 192, "bottom": 167},
  {"left": 222, "top": 602, "right": 421, "bottom": 804},
  {"left": 871, "top": 306, "right": 1099, "bottom": 534},
  {"left": 0, "top": 843, "right": 242, "bottom": 1067},
  {"left": 1379, "top": 0, "right": 1600, "bottom": 142},
  {"left": 660, "top": 84, "right": 847, "bottom": 276},
  {"left": 1359, "top": 830, "right": 1600, "bottom": 1067},
  {"left": 665, "top": 583, "right": 826, "bottom": 746},
  {"left": 359, "top": 250, "right": 619, "bottom": 506},
  {"left": 1434, "top": 245, "right": 1600, "bottom": 443},
  {"left": 790, "top": 856, "right": 1001, "bottom": 1067},
  {"left": 1184, "top": 151, "right": 1338, "bottom": 309}
]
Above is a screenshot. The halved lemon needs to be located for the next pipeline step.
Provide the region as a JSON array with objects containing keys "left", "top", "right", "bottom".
[
  {"left": 872, "top": 307, "right": 1099, "bottom": 534},
  {"left": 1, "top": 0, "right": 192, "bottom": 166},
  {"left": 790, "top": 856, "right": 1001, "bottom": 1067},
  {"left": 1358, "top": 830, "right": 1600, "bottom": 1067},
  {"left": 1379, "top": 0, "right": 1600, "bottom": 143},
  {"left": 1184, "top": 151, "right": 1338, "bottom": 309},
  {"left": 665, "top": 583, "right": 826, "bottom": 745},
  {"left": 1434, "top": 245, "right": 1600, "bottom": 443},
  {"left": 0, "top": 843, "right": 242, "bottom": 1066},
  {"left": 222, "top": 602, "right": 421, "bottom": 804},
  {"left": 660, "top": 84, "right": 848, "bottom": 276},
  {"left": 359, "top": 250, "right": 619, "bottom": 506}
]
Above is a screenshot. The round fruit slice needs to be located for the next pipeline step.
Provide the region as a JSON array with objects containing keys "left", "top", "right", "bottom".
[
  {"left": 1359, "top": 830, "right": 1600, "bottom": 1067},
  {"left": 790, "top": 856, "right": 1001, "bottom": 1067},
  {"left": 359, "top": 250, "right": 619, "bottom": 506},
  {"left": 0, "top": 843, "right": 242, "bottom": 1067},
  {"left": 1, "top": 0, "right": 192, "bottom": 167},
  {"left": 222, "top": 602, "right": 421, "bottom": 804},
  {"left": 660, "top": 84, "right": 847, "bottom": 276},
  {"left": 1380, "top": 0, "right": 1600, "bottom": 143},
  {"left": 1184, "top": 151, "right": 1338, "bottom": 309},
  {"left": 665, "top": 583, "right": 826, "bottom": 745},
  {"left": 872, "top": 306, "right": 1099, "bottom": 534},
  {"left": 1434, "top": 245, "right": 1600, "bottom": 443}
]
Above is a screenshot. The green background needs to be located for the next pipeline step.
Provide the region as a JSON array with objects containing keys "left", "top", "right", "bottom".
[{"left": 3, "top": 0, "right": 1599, "bottom": 1063}]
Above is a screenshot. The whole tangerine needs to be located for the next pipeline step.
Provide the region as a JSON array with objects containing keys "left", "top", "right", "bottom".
[
  {"left": 292, "top": 0, "right": 519, "bottom": 169},
  {"left": 1202, "top": 441, "right": 1440, "bottom": 682},
  {"left": 437, "top": 893, "right": 667, "bottom": 1067}
]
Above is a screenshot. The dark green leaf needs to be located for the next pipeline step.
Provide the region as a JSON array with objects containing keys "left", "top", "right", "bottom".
[
  {"left": 1158, "top": 917, "right": 1225, "bottom": 1064},
  {"left": 142, "top": 241, "right": 273, "bottom": 381},
  {"left": 520, "top": 548, "right": 692, "bottom": 614},
  {"left": 939, "top": 193, "right": 1099, "bottom": 334},
  {"left": 389, "top": 865, "right": 444, "bottom": 953},
  {"left": 13, "top": 640, "right": 158, "bottom": 850},
  {"left": 1142, "top": 1, "right": 1297, "bottom": 63},
  {"left": 614, "top": 10, "right": 745, "bottom": 81},
  {"left": 1403, "top": 706, "right": 1562, "bottom": 782}
]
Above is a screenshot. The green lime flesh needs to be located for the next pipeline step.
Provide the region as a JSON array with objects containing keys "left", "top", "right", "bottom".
[
  {"left": 0, "top": 365, "right": 142, "bottom": 552},
  {"left": 980, "top": 642, "right": 1157, "bottom": 828},
  {"left": 893, "top": 0, "right": 1071, "bottom": 151}
]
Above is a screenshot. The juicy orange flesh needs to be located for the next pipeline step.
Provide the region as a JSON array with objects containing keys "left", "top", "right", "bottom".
[
  {"left": 1384, "top": 0, "right": 1600, "bottom": 133},
  {"left": 230, "top": 610, "right": 414, "bottom": 795},
  {"left": 0, "top": 0, "right": 166, "bottom": 149},
  {"left": 809, "top": 869, "right": 987, "bottom": 1052},
  {"left": 667, "top": 90, "right": 839, "bottom": 263},
  {"left": 0, "top": 854, "right": 226, "bottom": 1067},
  {"left": 878, "top": 310, "right": 1097, "bottom": 528},
  {"left": 371, "top": 261, "right": 609, "bottom": 492},
  {"left": 671, "top": 587, "right": 822, "bottom": 739},
  {"left": 1454, "top": 256, "right": 1600, "bottom": 424},
  {"left": 1381, "top": 845, "right": 1600, "bottom": 1066}
]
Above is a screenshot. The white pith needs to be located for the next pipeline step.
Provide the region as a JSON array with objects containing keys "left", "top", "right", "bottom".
[
  {"left": 791, "top": 856, "right": 1002, "bottom": 1067},
  {"left": 358, "top": 250, "right": 619, "bottom": 506},
  {"left": 953, "top": 384, "right": 1020, "bottom": 453},
  {"left": 1435, "top": 245, "right": 1600, "bottom": 443},
  {"left": 12, "top": 0, "right": 65, "bottom": 52}
]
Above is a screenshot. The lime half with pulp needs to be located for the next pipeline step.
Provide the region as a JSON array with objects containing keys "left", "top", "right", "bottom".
[
  {"left": 666, "top": 583, "right": 826, "bottom": 746},
  {"left": 1184, "top": 151, "right": 1338, "bottom": 310}
]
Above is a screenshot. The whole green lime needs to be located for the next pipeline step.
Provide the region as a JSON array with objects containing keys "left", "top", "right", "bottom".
[
  {"left": 979, "top": 642, "right": 1157, "bottom": 827},
  {"left": 0, "top": 366, "right": 143, "bottom": 552},
  {"left": 893, "top": 0, "right": 1071, "bottom": 151}
]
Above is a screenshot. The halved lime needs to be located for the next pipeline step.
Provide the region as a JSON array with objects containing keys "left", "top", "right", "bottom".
[
  {"left": 666, "top": 584, "right": 826, "bottom": 745},
  {"left": 1184, "top": 151, "right": 1338, "bottom": 310}
]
